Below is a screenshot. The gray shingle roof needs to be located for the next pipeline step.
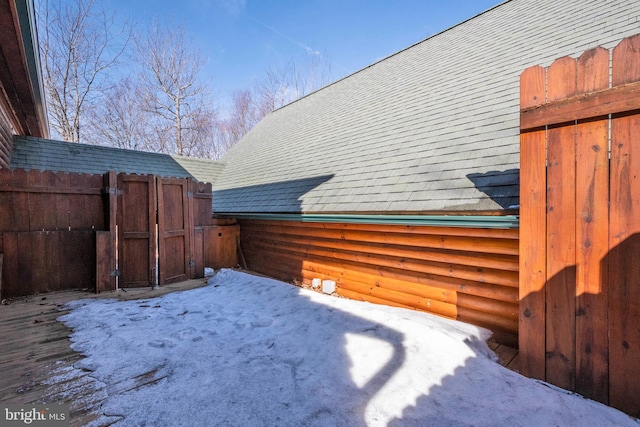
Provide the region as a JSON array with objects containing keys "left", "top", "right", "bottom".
[
  {"left": 213, "top": 0, "right": 640, "bottom": 214},
  {"left": 10, "top": 136, "right": 224, "bottom": 183}
]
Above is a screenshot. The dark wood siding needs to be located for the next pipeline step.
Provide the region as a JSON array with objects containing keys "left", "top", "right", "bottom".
[{"left": 0, "top": 108, "right": 13, "bottom": 169}]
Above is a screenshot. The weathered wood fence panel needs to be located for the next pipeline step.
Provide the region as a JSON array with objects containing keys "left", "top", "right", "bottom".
[
  {"left": 0, "top": 169, "right": 105, "bottom": 298},
  {"left": 519, "top": 34, "right": 640, "bottom": 416},
  {"left": 0, "top": 168, "right": 214, "bottom": 298},
  {"left": 117, "top": 174, "right": 156, "bottom": 288},
  {"left": 158, "top": 177, "right": 192, "bottom": 285},
  {"left": 239, "top": 219, "right": 519, "bottom": 346}
]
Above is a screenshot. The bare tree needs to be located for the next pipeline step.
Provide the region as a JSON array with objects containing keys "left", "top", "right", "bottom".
[
  {"left": 135, "top": 19, "right": 212, "bottom": 156},
  {"left": 87, "top": 77, "right": 152, "bottom": 150},
  {"left": 38, "top": 0, "right": 129, "bottom": 143},
  {"left": 187, "top": 112, "right": 223, "bottom": 159},
  {"left": 254, "top": 54, "right": 333, "bottom": 116}
]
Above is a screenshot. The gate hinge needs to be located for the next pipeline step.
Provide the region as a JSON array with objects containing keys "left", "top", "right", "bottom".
[
  {"left": 109, "top": 269, "right": 120, "bottom": 277},
  {"left": 187, "top": 191, "right": 194, "bottom": 198}
]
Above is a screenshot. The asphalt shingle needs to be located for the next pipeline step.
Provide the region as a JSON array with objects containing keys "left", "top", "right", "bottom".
[
  {"left": 213, "top": 0, "right": 640, "bottom": 214},
  {"left": 10, "top": 136, "right": 224, "bottom": 184}
]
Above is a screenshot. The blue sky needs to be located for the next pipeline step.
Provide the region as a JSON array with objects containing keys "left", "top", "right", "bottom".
[{"left": 105, "top": 0, "right": 502, "bottom": 107}]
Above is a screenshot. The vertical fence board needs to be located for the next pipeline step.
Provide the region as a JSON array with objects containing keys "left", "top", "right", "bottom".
[
  {"left": 1, "top": 233, "right": 16, "bottom": 298},
  {"left": 186, "top": 178, "right": 195, "bottom": 279},
  {"left": 545, "top": 56, "right": 577, "bottom": 390},
  {"left": 54, "top": 172, "right": 70, "bottom": 230},
  {"left": 12, "top": 169, "right": 28, "bottom": 231},
  {"left": 89, "top": 174, "right": 106, "bottom": 229},
  {"left": 519, "top": 65, "right": 547, "bottom": 380},
  {"left": 574, "top": 47, "right": 610, "bottom": 403},
  {"left": 96, "top": 231, "right": 115, "bottom": 292},
  {"left": 609, "top": 35, "right": 640, "bottom": 416},
  {"left": 42, "top": 171, "right": 57, "bottom": 230},
  {"left": 0, "top": 170, "right": 14, "bottom": 230},
  {"left": 31, "top": 231, "right": 48, "bottom": 293},
  {"left": 193, "top": 227, "right": 204, "bottom": 278},
  {"left": 26, "top": 171, "right": 44, "bottom": 231},
  {"left": 67, "top": 174, "right": 85, "bottom": 230},
  {"left": 48, "top": 230, "right": 62, "bottom": 291},
  {"left": 17, "top": 232, "right": 32, "bottom": 293}
]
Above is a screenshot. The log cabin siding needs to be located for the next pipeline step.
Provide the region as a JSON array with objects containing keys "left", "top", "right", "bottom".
[{"left": 239, "top": 219, "right": 519, "bottom": 346}]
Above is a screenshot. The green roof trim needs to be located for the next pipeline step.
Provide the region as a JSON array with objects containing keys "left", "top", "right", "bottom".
[{"left": 216, "top": 213, "right": 519, "bottom": 229}]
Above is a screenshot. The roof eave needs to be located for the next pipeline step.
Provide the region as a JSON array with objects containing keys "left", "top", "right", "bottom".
[{"left": 0, "top": 0, "right": 49, "bottom": 138}]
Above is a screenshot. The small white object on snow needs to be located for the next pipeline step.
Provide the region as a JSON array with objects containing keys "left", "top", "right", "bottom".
[
  {"left": 311, "top": 278, "right": 322, "bottom": 289},
  {"left": 204, "top": 267, "right": 215, "bottom": 277},
  {"left": 322, "top": 279, "right": 336, "bottom": 294}
]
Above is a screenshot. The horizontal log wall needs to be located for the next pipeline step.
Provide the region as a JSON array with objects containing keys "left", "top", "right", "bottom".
[{"left": 239, "top": 219, "right": 519, "bottom": 346}]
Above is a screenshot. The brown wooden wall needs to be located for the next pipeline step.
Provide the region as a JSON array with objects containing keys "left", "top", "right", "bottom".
[
  {"left": 239, "top": 219, "right": 519, "bottom": 346},
  {"left": 0, "top": 109, "right": 12, "bottom": 169},
  {"left": 1, "top": 169, "right": 215, "bottom": 298},
  {"left": 0, "top": 169, "right": 106, "bottom": 297},
  {"left": 519, "top": 34, "right": 640, "bottom": 416}
]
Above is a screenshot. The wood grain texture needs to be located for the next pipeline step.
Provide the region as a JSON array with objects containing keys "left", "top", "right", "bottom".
[
  {"left": 520, "top": 80, "right": 640, "bottom": 130},
  {"left": 574, "top": 46, "right": 610, "bottom": 403},
  {"left": 519, "top": 65, "right": 547, "bottom": 379},
  {"left": 158, "top": 177, "right": 190, "bottom": 285},
  {"left": 545, "top": 56, "right": 577, "bottom": 390},
  {"left": 117, "top": 174, "right": 156, "bottom": 288},
  {"left": 95, "top": 231, "right": 115, "bottom": 293},
  {"left": 240, "top": 219, "right": 519, "bottom": 344},
  {"left": 609, "top": 34, "right": 640, "bottom": 417}
]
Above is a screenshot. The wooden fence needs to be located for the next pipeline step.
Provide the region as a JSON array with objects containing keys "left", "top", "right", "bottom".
[
  {"left": 0, "top": 169, "right": 105, "bottom": 297},
  {"left": 240, "top": 219, "right": 519, "bottom": 346},
  {"left": 519, "top": 34, "right": 640, "bottom": 416},
  {"left": 0, "top": 169, "right": 216, "bottom": 298}
]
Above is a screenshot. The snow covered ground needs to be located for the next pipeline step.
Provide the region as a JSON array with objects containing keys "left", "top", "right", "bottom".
[{"left": 57, "top": 269, "right": 638, "bottom": 426}]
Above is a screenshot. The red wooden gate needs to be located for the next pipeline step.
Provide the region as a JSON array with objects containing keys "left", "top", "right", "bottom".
[
  {"left": 117, "top": 174, "right": 157, "bottom": 288},
  {"left": 519, "top": 34, "right": 640, "bottom": 416},
  {"left": 157, "top": 177, "right": 193, "bottom": 285},
  {"left": 108, "top": 174, "right": 213, "bottom": 289}
]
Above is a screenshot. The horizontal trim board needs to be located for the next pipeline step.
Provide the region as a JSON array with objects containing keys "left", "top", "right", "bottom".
[
  {"left": 218, "top": 213, "right": 519, "bottom": 229},
  {"left": 520, "top": 81, "right": 640, "bottom": 131},
  {"left": 0, "top": 185, "right": 103, "bottom": 195}
]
